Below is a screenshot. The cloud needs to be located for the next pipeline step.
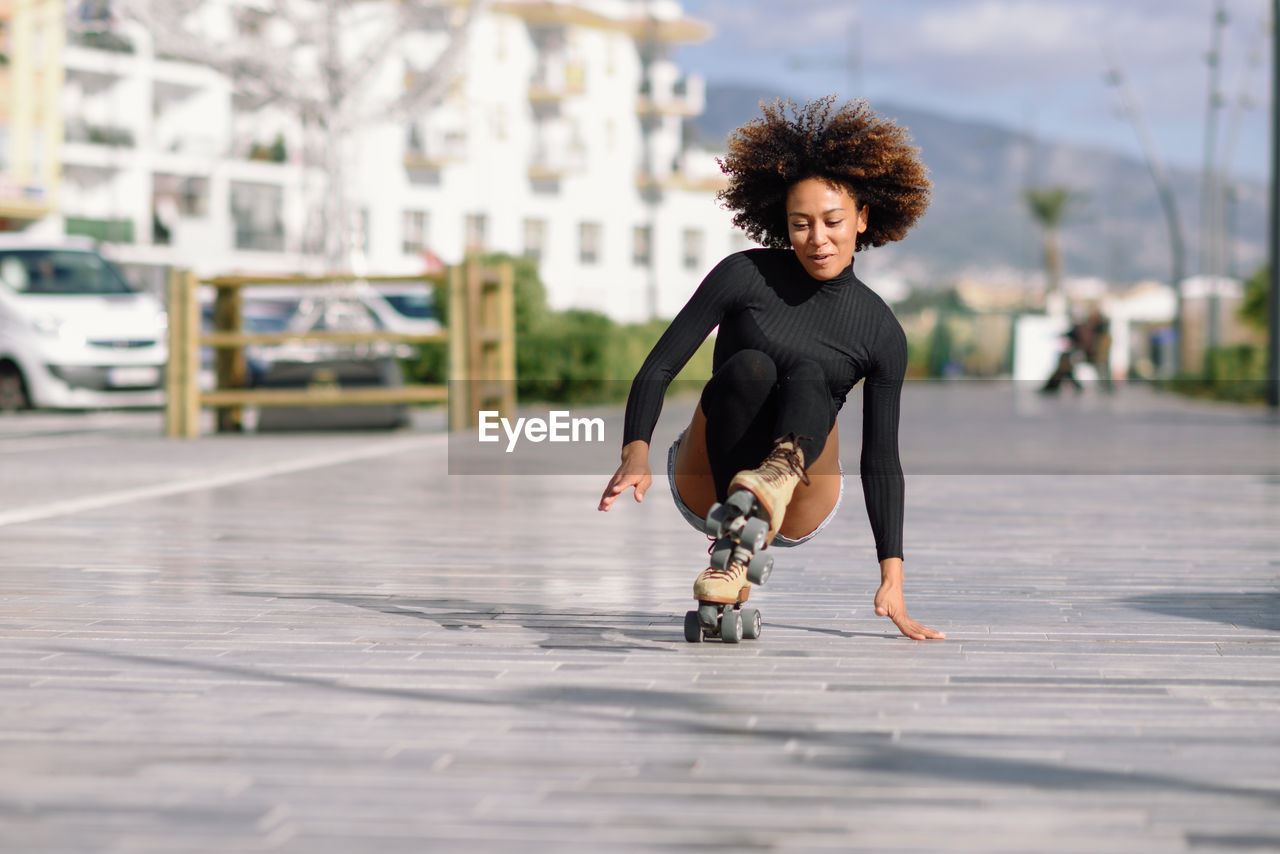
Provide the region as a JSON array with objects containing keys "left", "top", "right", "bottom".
[
  {"left": 909, "top": 0, "right": 1098, "bottom": 58},
  {"left": 678, "top": 0, "right": 1274, "bottom": 175}
]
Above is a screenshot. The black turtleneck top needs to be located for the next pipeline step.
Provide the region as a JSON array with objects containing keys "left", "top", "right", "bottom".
[{"left": 622, "top": 248, "right": 907, "bottom": 561}]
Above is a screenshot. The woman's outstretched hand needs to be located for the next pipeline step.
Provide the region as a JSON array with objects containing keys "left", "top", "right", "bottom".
[
  {"left": 598, "top": 441, "right": 652, "bottom": 511},
  {"left": 876, "top": 558, "right": 946, "bottom": 641}
]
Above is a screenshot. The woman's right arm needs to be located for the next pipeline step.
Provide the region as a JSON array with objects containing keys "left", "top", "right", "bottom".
[
  {"left": 599, "top": 253, "right": 749, "bottom": 512},
  {"left": 597, "top": 440, "right": 651, "bottom": 511},
  {"left": 620, "top": 253, "right": 746, "bottom": 447}
]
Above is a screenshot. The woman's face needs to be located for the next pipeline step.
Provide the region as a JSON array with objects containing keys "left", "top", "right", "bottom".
[{"left": 786, "top": 178, "right": 868, "bottom": 281}]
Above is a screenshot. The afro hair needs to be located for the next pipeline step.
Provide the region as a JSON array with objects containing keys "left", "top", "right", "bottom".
[{"left": 717, "top": 96, "right": 931, "bottom": 251}]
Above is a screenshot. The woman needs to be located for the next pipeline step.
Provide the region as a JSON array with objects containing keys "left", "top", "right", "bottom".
[{"left": 597, "top": 97, "right": 944, "bottom": 641}]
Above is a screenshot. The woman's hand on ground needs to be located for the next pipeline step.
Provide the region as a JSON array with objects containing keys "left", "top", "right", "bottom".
[
  {"left": 598, "top": 466, "right": 651, "bottom": 511},
  {"left": 875, "top": 558, "right": 945, "bottom": 640},
  {"left": 598, "top": 441, "right": 653, "bottom": 511}
]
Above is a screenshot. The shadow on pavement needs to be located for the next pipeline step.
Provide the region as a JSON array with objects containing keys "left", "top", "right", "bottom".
[
  {"left": 233, "top": 591, "right": 684, "bottom": 652},
  {"left": 44, "top": 642, "right": 1280, "bottom": 811},
  {"left": 767, "top": 622, "right": 899, "bottom": 640},
  {"left": 1121, "top": 593, "right": 1280, "bottom": 632}
]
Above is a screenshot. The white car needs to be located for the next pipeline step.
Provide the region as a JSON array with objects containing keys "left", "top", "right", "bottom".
[
  {"left": 362, "top": 284, "right": 442, "bottom": 336},
  {"left": 0, "top": 238, "right": 168, "bottom": 410}
]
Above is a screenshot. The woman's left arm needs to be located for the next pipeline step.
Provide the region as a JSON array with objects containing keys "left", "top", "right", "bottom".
[{"left": 862, "top": 318, "right": 945, "bottom": 640}]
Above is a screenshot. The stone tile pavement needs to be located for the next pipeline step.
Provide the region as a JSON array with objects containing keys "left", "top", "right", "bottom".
[{"left": 0, "top": 384, "right": 1278, "bottom": 852}]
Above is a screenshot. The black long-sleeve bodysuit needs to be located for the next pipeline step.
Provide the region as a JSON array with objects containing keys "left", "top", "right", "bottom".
[{"left": 622, "top": 248, "right": 907, "bottom": 562}]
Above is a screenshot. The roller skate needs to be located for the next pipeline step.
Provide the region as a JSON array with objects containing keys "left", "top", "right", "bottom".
[
  {"left": 725, "top": 434, "right": 809, "bottom": 543},
  {"left": 683, "top": 435, "right": 808, "bottom": 644},
  {"left": 684, "top": 554, "right": 762, "bottom": 644}
]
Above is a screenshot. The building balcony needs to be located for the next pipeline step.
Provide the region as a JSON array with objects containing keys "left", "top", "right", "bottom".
[
  {"left": 637, "top": 73, "right": 704, "bottom": 118},
  {"left": 528, "top": 62, "right": 586, "bottom": 103},
  {"left": 494, "top": 1, "right": 612, "bottom": 30},
  {"left": 622, "top": 1, "right": 712, "bottom": 44},
  {"left": 153, "top": 133, "right": 223, "bottom": 162},
  {"left": 230, "top": 134, "right": 291, "bottom": 164},
  {"left": 62, "top": 138, "right": 134, "bottom": 176},
  {"left": 403, "top": 132, "right": 467, "bottom": 171},
  {"left": 635, "top": 169, "right": 727, "bottom": 194},
  {"left": 68, "top": 28, "right": 135, "bottom": 55},
  {"left": 65, "top": 120, "right": 135, "bottom": 148},
  {"left": 404, "top": 136, "right": 465, "bottom": 169},
  {"left": 494, "top": 1, "right": 710, "bottom": 44},
  {"left": 528, "top": 147, "right": 586, "bottom": 182},
  {"left": 64, "top": 44, "right": 134, "bottom": 80}
]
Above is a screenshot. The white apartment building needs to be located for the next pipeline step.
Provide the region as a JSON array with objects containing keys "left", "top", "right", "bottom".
[{"left": 31, "top": 0, "right": 747, "bottom": 321}]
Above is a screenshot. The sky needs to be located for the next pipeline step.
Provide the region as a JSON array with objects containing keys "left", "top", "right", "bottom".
[{"left": 676, "top": 0, "right": 1273, "bottom": 180}]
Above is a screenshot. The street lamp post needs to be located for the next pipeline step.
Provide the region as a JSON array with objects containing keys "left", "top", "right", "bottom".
[
  {"left": 1203, "top": 2, "right": 1229, "bottom": 363},
  {"left": 1104, "top": 54, "right": 1187, "bottom": 376},
  {"left": 1269, "top": 0, "right": 1280, "bottom": 407}
]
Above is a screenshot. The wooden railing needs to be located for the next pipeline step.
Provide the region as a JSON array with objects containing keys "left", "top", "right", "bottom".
[{"left": 164, "top": 257, "right": 515, "bottom": 438}]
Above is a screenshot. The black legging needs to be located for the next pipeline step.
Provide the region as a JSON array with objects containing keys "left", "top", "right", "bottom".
[{"left": 698, "top": 349, "right": 835, "bottom": 501}]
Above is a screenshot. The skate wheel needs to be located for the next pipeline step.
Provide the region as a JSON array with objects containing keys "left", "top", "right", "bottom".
[
  {"left": 741, "top": 517, "right": 770, "bottom": 552},
  {"left": 703, "top": 503, "right": 726, "bottom": 536},
  {"left": 740, "top": 607, "right": 762, "bottom": 640},
  {"left": 726, "top": 490, "right": 755, "bottom": 516},
  {"left": 698, "top": 603, "right": 720, "bottom": 631},
  {"left": 746, "top": 551, "right": 774, "bottom": 586},
  {"left": 709, "top": 537, "right": 733, "bottom": 571},
  {"left": 684, "top": 611, "right": 703, "bottom": 643},
  {"left": 720, "top": 607, "right": 743, "bottom": 644}
]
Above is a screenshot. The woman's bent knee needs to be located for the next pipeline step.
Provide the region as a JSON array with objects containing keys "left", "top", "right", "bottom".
[
  {"left": 701, "top": 349, "right": 777, "bottom": 413},
  {"left": 716, "top": 349, "right": 777, "bottom": 385}
]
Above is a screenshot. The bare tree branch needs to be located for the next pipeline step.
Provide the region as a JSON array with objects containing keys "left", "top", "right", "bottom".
[
  {"left": 371, "top": 0, "right": 489, "bottom": 126},
  {"left": 110, "top": 0, "right": 489, "bottom": 268}
]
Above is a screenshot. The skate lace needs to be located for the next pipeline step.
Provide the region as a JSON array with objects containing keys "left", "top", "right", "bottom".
[
  {"left": 758, "top": 434, "right": 811, "bottom": 487},
  {"left": 700, "top": 553, "right": 747, "bottom": 582}
]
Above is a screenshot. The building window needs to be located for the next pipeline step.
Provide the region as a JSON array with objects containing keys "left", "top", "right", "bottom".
[
  {"left": 406, "top": 123, "right": 424, "bottom": 156},
  {"left": 357, "top": 207, "right": 370, "bottom": 253},
  {"left": 682, "top": 228, "right": 703, "bottom": 271},
  {"left": 403, "top": 210, "right": 429, "bottom": 255},
  {"left": 579, "top": 222, "right": 602, "bottom": 265},
  {"left": 523, "top": 218, "right": 547, "bottom": 262},
  {"left": 230, "top": 181, "right": 285, "bottom": 252},
  {"left": 465, "top": 213, "right": 487, "bottom": 252},
  {"left": 633, "top": 225, "right": 652, "bottom": 266}
]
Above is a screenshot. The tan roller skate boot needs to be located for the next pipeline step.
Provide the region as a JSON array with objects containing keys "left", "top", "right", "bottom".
[
  {"left": 727, "top": 434, "right": 810, "bottom": 543},
  {"left": 693, "top": 559, "right": 750, "bottom": 605}
]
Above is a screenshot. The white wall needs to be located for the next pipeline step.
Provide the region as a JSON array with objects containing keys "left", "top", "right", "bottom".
[{"left": 53, "top": 2, "right": 731, "bottom": 322}]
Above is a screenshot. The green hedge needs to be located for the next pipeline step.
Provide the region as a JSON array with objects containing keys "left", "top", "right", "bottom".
[
  {"left": 403, "top": 254, "right": 713, "bottom": 404},
  {"left": 1170, "top": 345, "right": 1267, "bottom": 403},
  {"left": 1165, "top": 265, "right": 1269, "bottom": 403},
  {"left": 66, "top": 216, "right": 134, "bottom": 244}
]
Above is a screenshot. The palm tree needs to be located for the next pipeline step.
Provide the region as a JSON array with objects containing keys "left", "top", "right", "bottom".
[{"left": 1023, "top": 186, "right": 1074, "bottom": 314}]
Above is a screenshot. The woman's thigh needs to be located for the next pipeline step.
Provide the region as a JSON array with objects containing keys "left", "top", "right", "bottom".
[
  {"left": 778, "top": 429, "right": 841, "bottom": 540},
  {"left": 672, "top": 404, "right": 841, "bottom": 540},
  {"left": 672, "top": 404, "right": 718, "bottom": 517}
]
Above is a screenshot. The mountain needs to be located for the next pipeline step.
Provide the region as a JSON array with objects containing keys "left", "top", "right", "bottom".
[{"left": 689, "top": 82, "right": 1266, "bottom": 286}]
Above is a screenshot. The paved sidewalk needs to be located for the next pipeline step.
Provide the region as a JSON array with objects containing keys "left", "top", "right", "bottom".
[{"left": 1, "top": 385, "right": 1278, "bottom": 853}]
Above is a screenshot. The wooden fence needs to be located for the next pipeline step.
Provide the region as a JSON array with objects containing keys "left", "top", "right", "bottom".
[{"left": 164, "top": 257, "right": 515, "bottom": 438}]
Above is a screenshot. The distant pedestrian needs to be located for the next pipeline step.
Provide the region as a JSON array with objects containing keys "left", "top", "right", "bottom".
[
  {"left": 1078, "top": 305, "right": 1113, "bottom": 392},
  {"left": 1040, "top": 305, "right": 1112, "bottom": 394}
]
